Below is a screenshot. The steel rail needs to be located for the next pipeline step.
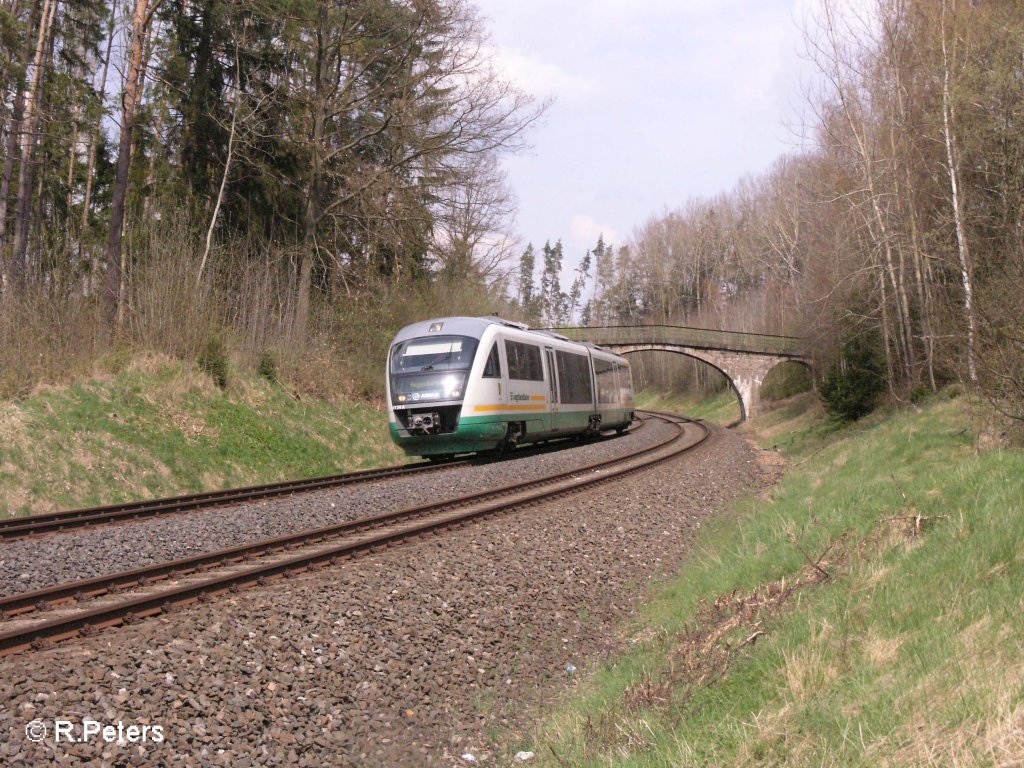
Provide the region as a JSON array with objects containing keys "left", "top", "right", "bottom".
[
  {"left": 0, "top": 414, "right": 659, "bottom": 618},
  {"left": 0, "top": 419, "right": 644, "bottom": 541},
  {"left": 0, "top": 461, "right": 461, "bottom": 540},
  {"left": 0, "top": 413, "right": 702, "bottom": 657}
]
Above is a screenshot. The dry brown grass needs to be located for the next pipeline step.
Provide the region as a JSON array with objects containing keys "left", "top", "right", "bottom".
[
  {"left": 744, "top": 392, "right": 826, "bottom": 442},
  {"left": 747, "top": 562, "right": 1024, "bottom": 768},
  {"left": 0, "top": 402, "right": 29, "bottom": 450},
  {"left": 782, "top": 620, "right": 840, "bottom": 703},
  {"left": 885, "top": 707, "right": 1023, "bottom": 768},
  {"left": 610, "top": 566, "right": 833, "bottom": 757},
  {"left": 170, "top": 411, "right": 216, "bottom": 444},
  {"left": 861, "top": 629, "right": 903, "bottom": 668},
  {"left": 564, "top": 564, "right": 833, "bottom": 766},
  {"left": 0, "top": 286, "right": 106, "bottom": 398}
]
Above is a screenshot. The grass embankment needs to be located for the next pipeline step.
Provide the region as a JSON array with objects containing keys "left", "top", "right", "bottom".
[
  {"left": 636, "top": 390, "right": 741, "bottom": 426},
  {"left": 0, "top": 355, "right": 405, "bottom": 518},
  {"left": 526, "top": 393, "right": 1024, "bottom": 766}
]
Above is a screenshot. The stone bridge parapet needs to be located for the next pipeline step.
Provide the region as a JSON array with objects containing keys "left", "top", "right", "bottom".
[{"left": 549, "top": 325, "right": 812, "bottom": 421}]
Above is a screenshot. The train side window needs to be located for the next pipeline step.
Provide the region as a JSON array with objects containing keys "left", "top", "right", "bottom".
[
  {"left": 614, "top": 363, "right": 631, "bottom": 399},
  {"left": 556, "top": 351, "right": 593, "bottom": 404},
  {"left": 595, "top": 359, "right": 617, "bottom": 404},
  {"left": 482, "top": 343, "right": 502, "bottom": 378},
  {"left": 506, "top": 340, "right": 543, "bottom": 381}
]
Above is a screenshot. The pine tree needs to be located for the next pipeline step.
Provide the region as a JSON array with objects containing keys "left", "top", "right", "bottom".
[
  {"left": 539, "top": 239, "right": 567, "bottom": 326},
  {"left": 590, "top": 233, "right": 614, "bottom": 325},
  {"left": 566, "top": 246, "right": 591, "bottom": 324},
  {"left": 517, "top": 243, "right": 537, "bottom": 321}
]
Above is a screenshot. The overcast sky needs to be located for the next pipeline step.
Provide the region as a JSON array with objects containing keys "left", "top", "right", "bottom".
[{"left": 472, "top": 0, "right": 817, "bottom": 270}]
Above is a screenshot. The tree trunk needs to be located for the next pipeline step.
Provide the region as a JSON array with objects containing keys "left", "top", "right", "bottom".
[
  {"left": 293, "top": 3, "right": 327, "bottom": 342},
  {"left": 106, "top": 0, "right": 162, "bottom": 330},
  {"left": 872, "top": 198, "right": 914, "bottom": 388},
  {"left": 81, "top": 3, "right": 116, "bottom": 241},
  {"left": 198, "top": 46, "right": 242, "bottom": 286},
  {"left": 941, "top": 0, "right": 978, "bottom": 385},
  {"left": 0, "top": 0, "right": 41, "bottom": 272},
  {"left": 141, "top": 107, "right": 161, "bottom": 221},
  {"left": 65, "top": 102, "right": 80, "bottom": 223},
  {"left": 877, "top": 262, "right": 896, "bottom": 395},
  {"left": 10, "top": 0, "right": 57, "bottom": 282},
  {"left": 906, "top": 175, "right": 937, "bottom": 392}
]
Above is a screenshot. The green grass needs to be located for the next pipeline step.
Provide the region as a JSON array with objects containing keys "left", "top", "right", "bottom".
[
  {"left": 760, "top": 361, "right": 813, "bottom": 401},
  {"left": 0, "top": 355, "right": 406, "bottom": 517},
  {"left": 524, "top": 396, "right": 1024, "bottom": 767},
  {"left": 636, "top": 389, "right": 742, "bottom": 426}
]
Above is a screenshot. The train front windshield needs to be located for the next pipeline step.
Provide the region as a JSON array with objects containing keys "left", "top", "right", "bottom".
[{"left": 389, "top": 335, "right": 479, "bottom": 405}]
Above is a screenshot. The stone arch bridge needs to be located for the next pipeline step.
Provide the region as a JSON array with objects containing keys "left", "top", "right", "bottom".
[{"left": 549, "top": 325, "right": 812, "bottom": 422}]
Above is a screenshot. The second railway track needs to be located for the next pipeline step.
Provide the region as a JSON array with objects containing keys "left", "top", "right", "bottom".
[
  {"left": 0, "top": 458, "right": 471, "bottom": 541},
  {"left": 0, "top": 417, "right": 647, "bottom": 541},
  {"left": 0, "top": 411, "right": 705, "bottom": 657}
]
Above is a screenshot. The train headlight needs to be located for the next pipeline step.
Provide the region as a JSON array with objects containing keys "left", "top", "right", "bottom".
[
  {"left": 398, "top": 394, "right": 406, "bottom": 403},
  {"left": 442, "top": 375, "right": 465, "bottom": 399}
]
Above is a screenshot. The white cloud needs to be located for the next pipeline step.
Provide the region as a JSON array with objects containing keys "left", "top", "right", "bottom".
[
  {"left": 590, "top": 0, "right": 740, "bottom": 20},
  {"left": 489, "top": 47, "right": 598, "bottom": 103},
  {"left": 702, "top": 21, "right": 790, "bottom": 107},
  {"left": 570, "top": 214, "right": 619, "bottom": 251},
  {"left": 472, "top": 0, "right": 816, "bottom": 277}
]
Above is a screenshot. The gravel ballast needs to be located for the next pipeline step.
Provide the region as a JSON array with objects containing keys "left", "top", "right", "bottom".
[
  {"left": 0, "top": 424, "right": 766, "bottom": 767},
  {"left": 0, "top": 420, "right": 675, "bottom": 597}
]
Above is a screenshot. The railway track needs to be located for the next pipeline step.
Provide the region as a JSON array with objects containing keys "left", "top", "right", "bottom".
[
  {"left": 0, "top": 461, "right": 468, "bottom": 541},
  {"left": 0, "top": 412, "right": 702, "bottom": 657},
  {"left": 0, "top": 419, "right": 644, "bottom": 541}
]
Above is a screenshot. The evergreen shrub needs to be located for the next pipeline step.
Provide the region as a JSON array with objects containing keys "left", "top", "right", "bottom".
[
  {"left": 198, "top": 337, "right": 229, "bottom": 390},
  {"left": 258, "top": 351, "right": 278, "bottom": 383},
  {"left": 821, "top": 332, "right": 885, "bottom": 420}
]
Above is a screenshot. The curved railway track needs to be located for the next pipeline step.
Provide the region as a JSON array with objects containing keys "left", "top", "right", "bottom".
[
  {"left": 0, "top": 412, "right": 704, "bottom": 657},
  {"left": 0, "top": 461, "right": 467, "bottom": 540},
  {"left": 0, "top": 419, "right": 645, "bottom": 541}
]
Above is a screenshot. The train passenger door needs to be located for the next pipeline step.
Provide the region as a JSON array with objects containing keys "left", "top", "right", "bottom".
[
  {"left": 545, "top": 347, "right": 559, "bottom": 431},
  {"left": 480, "top": 340, "right": 505, "bottom": 408}
]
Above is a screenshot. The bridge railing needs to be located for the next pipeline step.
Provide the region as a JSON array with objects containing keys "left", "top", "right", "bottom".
[{"left": 547, "top": 324, "right": 809, "bottom": 357}]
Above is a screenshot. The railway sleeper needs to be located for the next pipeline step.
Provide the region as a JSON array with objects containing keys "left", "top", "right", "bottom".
[{"left": 0, "top": 414, "right": 701, "bottom": 658}]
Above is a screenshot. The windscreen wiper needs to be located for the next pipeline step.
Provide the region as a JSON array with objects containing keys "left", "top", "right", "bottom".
[{"left": 421, "top": 351, "right": 452, "bottom": 372}]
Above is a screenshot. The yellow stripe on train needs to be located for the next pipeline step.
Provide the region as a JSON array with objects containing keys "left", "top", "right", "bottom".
[{"left": 472, "top": 404, "right": 548, "bottom": 413}]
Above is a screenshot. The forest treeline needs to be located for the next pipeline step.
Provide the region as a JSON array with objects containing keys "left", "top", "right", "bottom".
[
  {"left": 1, "top": 0, "right": 1022, "bottom": 423},
  {"left": 0, "top": 0, "right": 539, "bottom": 396},
  {"left": 511, "top": 0, "right": 1022, "bottom": 421}
]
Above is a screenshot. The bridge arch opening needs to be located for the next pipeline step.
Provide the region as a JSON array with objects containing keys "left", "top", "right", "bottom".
[
  {"left": 622, "top": 349, "right": 745, "bottom": 424},
  {"left": 760, "top": 359, "right": 814, "bottom": 402}
]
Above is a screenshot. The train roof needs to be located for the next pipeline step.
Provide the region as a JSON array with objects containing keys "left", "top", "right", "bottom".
[
  {"left": 390, "top": 317, "right": 627, "bottom": 361},
  {"left": 390, "top": 316, "right": 504, "bottom": 344}
]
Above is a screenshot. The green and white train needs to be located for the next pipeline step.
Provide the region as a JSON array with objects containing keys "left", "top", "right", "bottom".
[{"left": 386, "top": 316, "right": 635, "bottom": 458}]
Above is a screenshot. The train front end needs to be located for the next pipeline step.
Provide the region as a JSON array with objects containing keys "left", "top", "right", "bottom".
[{"left": 386, "top": 318, "right": 504, "bottom": 457}]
